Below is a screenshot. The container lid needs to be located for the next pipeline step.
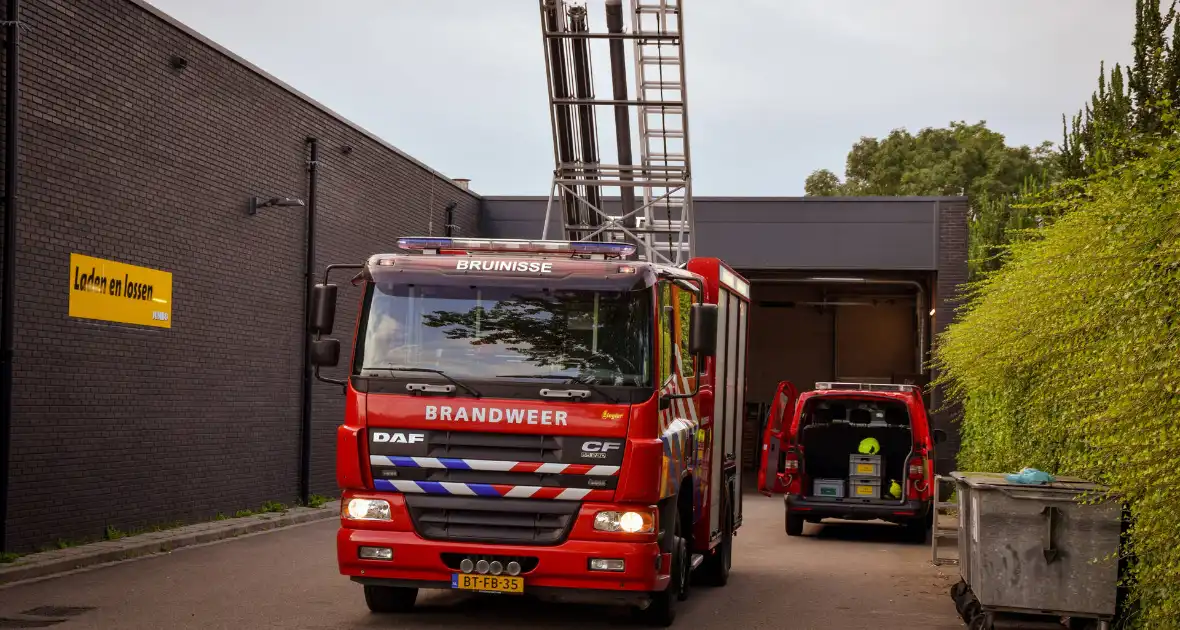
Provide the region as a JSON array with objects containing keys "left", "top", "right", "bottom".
[{"left": 949, "top": 471, "right": 1107, "bottom": 495}]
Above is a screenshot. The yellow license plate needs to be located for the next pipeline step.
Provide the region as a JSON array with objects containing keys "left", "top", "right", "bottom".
[
  {"left": 856, "top": 463, "right": 875, "bottom": 474},
  {"left": 451, "top": 573, "right": 524, "bottom": 594},
  {"left": 855, "top": 485, "right": 875, "bottom": 496}
]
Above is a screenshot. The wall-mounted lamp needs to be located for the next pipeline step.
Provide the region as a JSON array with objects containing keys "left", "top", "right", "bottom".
[{"left": 249, "top": 196, "right": 305, "bottom": 216}]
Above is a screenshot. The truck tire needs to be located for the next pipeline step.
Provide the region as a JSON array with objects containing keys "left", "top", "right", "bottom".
[
  {"left": 634, "top": 501, "right": 688, "bottom": 627},
  {"left": 363, "top": 585, "right": 418, "bottom": 614},
  {"left": 784, "top": 506, "right": 804, "bottom": 537},
  {"left": 903, "top": 519, "right": 927, "bottom": 544},
  {"left": 902, "top": 510, "right": 932, "bottom": 544},
  {"left": 697, "top": 498, "right": 732, "bottom": 587}
]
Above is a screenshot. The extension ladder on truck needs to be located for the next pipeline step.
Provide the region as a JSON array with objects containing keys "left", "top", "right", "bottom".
[{"left": 538, "top": 0, "right": 695, "bottom": 265}]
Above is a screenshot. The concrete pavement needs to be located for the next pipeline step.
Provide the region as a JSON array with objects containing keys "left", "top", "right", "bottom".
[
  {"left": 0, "top": 502, "right": 340, "bottom": 588},
  {"left": 0, "top": 492, "right": 963, "bottom": 629}
]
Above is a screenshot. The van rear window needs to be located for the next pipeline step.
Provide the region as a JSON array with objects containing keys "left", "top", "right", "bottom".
[{"left": 800, "top": 397, "right": 910, "bottom": 428}]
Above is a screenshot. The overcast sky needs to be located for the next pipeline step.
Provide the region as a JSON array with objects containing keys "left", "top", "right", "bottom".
[{"left": 143, "top": 1, "right": 1135, "bottom": 196}]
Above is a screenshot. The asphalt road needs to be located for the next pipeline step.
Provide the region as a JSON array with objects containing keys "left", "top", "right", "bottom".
[{"left": 0, "top": 492, "right": 963, "bottom": 630}]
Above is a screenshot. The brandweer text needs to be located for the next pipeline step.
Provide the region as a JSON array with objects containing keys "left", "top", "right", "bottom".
[{"left": 425, "top": 405, "right": 568, "bottom": 426}]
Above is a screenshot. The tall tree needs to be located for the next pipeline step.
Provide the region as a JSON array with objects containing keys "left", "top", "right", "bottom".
[
  {"left": 1129, "top": 0, "right": 1177, "bottom": 133},
  {"left": 1061, "top": 62, "right": 1135, "bottom": 178},
  {"left": 1064, "top": 0, "right": 1180, "bottom": 178},
  {"left": 803, "top": 122, "right": 1058, "bottom": 278},
  {"left": 803, "top": 169, "right": 844, "bottom": 196},
  {"left": 806, "top": 122, "right": 1055, "bottom": 200}
]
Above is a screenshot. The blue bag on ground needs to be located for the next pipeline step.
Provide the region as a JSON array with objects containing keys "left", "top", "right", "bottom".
[{"left": 1005, "top": 467, "right": 1055, "bottom": 484}]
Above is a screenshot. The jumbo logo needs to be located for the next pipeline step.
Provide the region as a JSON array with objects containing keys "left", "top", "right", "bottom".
[{"left": 601, "top": 410, "right": 625, "bottom": 421}]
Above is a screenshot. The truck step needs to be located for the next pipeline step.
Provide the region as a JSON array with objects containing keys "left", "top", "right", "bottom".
[{"left": 690, "top": 554, "right": 705, "bottom": 570}]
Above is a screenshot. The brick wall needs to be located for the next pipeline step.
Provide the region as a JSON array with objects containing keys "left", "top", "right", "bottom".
[
  {"left": 932, "top": 198, "right": 969, "bottom": 474},
  {"left": 0, "top": 0, "right": 479, "bottom": 550}
]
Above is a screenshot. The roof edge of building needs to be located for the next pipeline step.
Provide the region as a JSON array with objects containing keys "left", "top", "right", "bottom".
[
  {"left": 127, "top": 0, "right": 479, "bottom": 200},
  {"left": 480, "top": 195, "right": 970, "bottom": 202}
]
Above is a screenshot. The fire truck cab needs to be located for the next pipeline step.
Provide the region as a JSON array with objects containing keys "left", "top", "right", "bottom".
[{"left": 308, "top": 237, "right": 751, "bottom": 627}]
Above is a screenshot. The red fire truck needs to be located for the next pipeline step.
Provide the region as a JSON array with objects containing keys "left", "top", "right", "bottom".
[{"left": 307, "top": 237, "right": 751, "bottom": 626}]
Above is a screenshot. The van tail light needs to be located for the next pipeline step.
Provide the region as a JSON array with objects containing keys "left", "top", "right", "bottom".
[
  {"left": 783, "top": 451, "right": 800, "bottom": 473},
  {"left": 780, "top": 449, "right": 803, "bottom": 495},
  {"left": 908, "top": 457, "right": 925, "bottom": 480}
]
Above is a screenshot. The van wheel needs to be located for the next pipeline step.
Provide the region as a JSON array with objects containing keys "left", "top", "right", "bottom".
[
  {"left": 785, "top": 507, "right": 804, "bottom": 537},
  {"left": 634, "top": 503, "right": 687, "bottom": 626},
  {"left": 903, "top": 519, "right": 928, "bottom": 544},
  {"left": 363, "top": 585, "right": 417, "bottom": 613},
  {"left": 903, "top": 512, "right": 931, "bottom": 544}
]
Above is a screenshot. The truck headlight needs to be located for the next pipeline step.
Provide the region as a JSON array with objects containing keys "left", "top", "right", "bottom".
[
  {"left": 345, "top": 498, "right": 391, "bottom": 521},
  {"left": 593, "top": 510, "right": 654, "bottom": 533}
]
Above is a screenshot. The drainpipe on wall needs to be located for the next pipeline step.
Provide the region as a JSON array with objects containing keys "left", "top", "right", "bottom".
[
  {"left": 298, "top": 137, "right": 319, "bottom": 507},
  {"left": 444, "top": 201, "right": 456, "bottom": 237},
  {"left": 0, "top": 0, "right": 21, "bottom": 553}
]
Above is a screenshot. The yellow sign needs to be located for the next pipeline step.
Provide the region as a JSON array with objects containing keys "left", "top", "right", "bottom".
[{"left": 68, "top": 253, "right": 173, "bottom": 328}]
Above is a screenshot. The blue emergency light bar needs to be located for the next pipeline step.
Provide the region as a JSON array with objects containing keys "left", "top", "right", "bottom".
[
  {"left": 395, "top": 237, "right": 636, "bottom": 258},
  {"left": 815, "top": 382, "right": 920, "bottom": 394}
]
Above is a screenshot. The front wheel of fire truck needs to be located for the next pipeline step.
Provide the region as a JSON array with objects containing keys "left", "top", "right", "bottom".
[
  {"left": 697, "top": 494, "right": 733, "bottom": 587},
  {"left": 363, "top": 585, "right": 418, "bottom": 614},
  {"left": 633, "top": 498, "right": 689, "bottom": 627}
]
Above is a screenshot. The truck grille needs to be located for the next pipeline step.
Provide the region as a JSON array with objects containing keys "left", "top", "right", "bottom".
[
  {"left": 368, "top": 429, "right": 625, "bottom": 492},
  {"left": 421, "top": 431, "right": 564, "bottom": 461},
  {"left": 405, "top": 495, "right": 578, "bottom": 546},
  {"left": 380, "top": 467, "right": 618, "bottom": 490}
]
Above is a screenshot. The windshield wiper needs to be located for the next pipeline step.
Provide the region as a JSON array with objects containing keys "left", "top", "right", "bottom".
[
  {"left": 366, "top": 366, "right": 482, "bottom": 398},
  {"left": 496, "top": 374, "right": 619, "bottom": 404}
]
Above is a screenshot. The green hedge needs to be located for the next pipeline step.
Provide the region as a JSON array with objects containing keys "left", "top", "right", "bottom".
[{"left": 933, "top": 139, "right": 1180, "bottom": 628}]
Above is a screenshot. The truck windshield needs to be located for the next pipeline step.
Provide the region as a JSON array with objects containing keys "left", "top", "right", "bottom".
[{"left": 356, "top": 282, "right": 653, "bottom": 387}]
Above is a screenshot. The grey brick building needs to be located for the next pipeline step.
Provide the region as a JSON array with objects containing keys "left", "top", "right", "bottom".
[
  {"left": 0, "top": 0, "right": 479, "bottom": 551},
  {"left": 0, "top": 0, "right": 969, "bottom": 552}
]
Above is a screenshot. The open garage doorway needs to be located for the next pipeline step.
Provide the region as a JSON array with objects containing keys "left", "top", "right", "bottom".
[{"left": 738, "top": 271, "right": 935, "bottom": 473}]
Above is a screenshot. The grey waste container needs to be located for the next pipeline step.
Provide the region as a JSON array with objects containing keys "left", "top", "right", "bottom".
[{"left": 950, "top": 472, "right": 1122, "bottom": 627}]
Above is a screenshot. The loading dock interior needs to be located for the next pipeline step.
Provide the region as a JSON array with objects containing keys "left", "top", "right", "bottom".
[{"left": 738, "top": 271, "right": 934, "bottom": 472}]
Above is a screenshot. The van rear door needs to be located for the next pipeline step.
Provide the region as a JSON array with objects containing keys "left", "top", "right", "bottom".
[{"left": 757, "top": 380, "right": 797, "bottom": 496}]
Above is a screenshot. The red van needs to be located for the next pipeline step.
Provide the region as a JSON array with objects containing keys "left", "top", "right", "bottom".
[{"left": 757, "top": 382, "right": 947, "bottom": 541}]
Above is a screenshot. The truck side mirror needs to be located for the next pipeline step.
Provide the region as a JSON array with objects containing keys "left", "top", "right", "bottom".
[
  {"left": 932, "top": 428, "right": 948, "bottom": 445},
  {"left": 310, "top": 339, "right": 340, "bottom": 367},
  {"left": 689, "top": 303, "right": 718, "bottom": 356},
  {"left": 311, "top": 283, "right": 338, "bottom": 334}
]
